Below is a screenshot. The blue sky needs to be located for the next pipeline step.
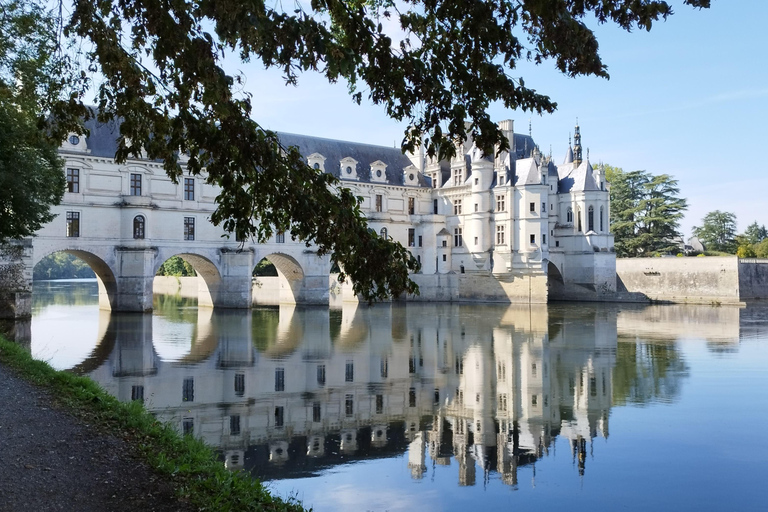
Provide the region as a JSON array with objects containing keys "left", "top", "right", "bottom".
[{"left": 232, "top": 0, "right": 766, "bottom": 238}]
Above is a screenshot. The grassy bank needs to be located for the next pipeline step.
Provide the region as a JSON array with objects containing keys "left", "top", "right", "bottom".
[{"left": 0, "top": 334, "right": 306, "bottom": 512}]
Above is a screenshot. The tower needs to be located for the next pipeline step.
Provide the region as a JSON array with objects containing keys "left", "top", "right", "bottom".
[{"left": 573, "top": 121, "right": 582, "bottom": 166}]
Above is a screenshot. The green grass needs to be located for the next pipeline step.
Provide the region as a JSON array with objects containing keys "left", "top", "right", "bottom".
[{"left": 0, "top": 335, "right": 306, "bottom": 512}]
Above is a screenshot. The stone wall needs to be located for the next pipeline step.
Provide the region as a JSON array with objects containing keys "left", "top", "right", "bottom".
[
  {"left": 0, "top": 240, "right": 33, "bottom": 319},
  {"left": 738, "top": 259, "right": 768, "bottom": 300},
  {"left": 616, "top": 257, "right": 741, "bottom": 304}
]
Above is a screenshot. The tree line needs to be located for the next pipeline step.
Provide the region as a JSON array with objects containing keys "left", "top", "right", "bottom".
[{"left": 607, "top": 165, "right": 766, "bottom": 258}]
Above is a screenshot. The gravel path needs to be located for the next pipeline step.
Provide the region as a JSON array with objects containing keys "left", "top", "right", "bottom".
[{"left": 0, "top": 363, "right": 196, "bottom": 512}]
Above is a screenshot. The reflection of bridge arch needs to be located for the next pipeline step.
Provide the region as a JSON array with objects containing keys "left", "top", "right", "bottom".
[{"left": 33, "top": 249, "right": 117, "bottom": 310}]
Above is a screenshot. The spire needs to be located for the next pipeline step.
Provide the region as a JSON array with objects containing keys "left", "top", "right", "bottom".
[
  {"left": 528, "top": 119, "right": 532, "bottom": 137},
  {"left": 573, "top": 120, "right": 582, "bottom": 166},
  {"left": 563, "top": 134, "right": 574, "bottom": 164}
]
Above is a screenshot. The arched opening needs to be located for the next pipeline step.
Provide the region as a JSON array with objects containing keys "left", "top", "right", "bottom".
[
  {"left": 133, "top": 215, "right": 146, "bottom": 239},
  {"left": 566, "top": 207, "right": 573, "bottom": 224},
  {"left": 588, "top": 206, "right": 594, "bottom": 232},
  {"left": 547, "top": 261, "right": 565, "bottom": 300},
  {"left": 252, "top": 253, "right": 305, "bottom": 305},
  {"left": 33, "top": 249, "right": 117, "bottom": 311},
  {"left": 153, "top": 253, "right": 220, "bottom": 308},
  {"left": 577, "top": 208, "right": 583, "bottom": 232},
  {"left": 600, "top": 206, "right": 605, "bottom": 232}
]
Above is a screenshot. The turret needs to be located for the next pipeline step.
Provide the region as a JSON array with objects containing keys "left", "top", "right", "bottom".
[{"left": 573, "top": 122, "right": 582, "bottom": 166}]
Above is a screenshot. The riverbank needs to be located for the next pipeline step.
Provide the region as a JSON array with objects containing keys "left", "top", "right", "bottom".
[{"left": 0, "top": 335, "right": 306, "bottom": 512}]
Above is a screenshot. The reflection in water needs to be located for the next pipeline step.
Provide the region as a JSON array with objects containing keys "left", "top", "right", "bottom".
[{"left": 52, "top": 294, "right": 690, "bottom": 487}]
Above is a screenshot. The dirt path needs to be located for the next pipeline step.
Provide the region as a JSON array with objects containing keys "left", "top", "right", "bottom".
[{"left": 0, "top": 363, "right": 196, "bottom": 512}]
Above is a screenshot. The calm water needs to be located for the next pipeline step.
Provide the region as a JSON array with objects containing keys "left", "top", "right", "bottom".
[{"left": 24, "top": 280, "right": 768, "bottom": 511}]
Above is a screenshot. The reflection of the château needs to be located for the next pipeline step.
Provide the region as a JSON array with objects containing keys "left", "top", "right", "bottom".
[{"left": 76, "top": 300, "right": 743, "bottom": 486}]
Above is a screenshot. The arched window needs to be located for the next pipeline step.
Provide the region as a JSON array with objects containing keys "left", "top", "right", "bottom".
[
  {"left": 588, "top": 206, "right": 594, "bottom": 232},
  {"left": 566, "top": 207, "right": 573, "bottom": 223},
  {"left": 577, "top": 208, "right": 583, "bottom": 232},
  {"left": 133, "top": 215, "right": 145, "bottom": 239},
  {"left": 380, "top": 227, "right": 388, "bottom": 239},
  {"left": 600, "top": 206, "right": 604, "bottom": 232}
]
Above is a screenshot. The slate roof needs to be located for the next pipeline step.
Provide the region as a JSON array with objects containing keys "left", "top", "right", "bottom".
[
  {"left": 512, "top": 157, "right": 541, "bottom": 186},
  {"left": 558, "top": 160, "right": 599, "bottom": 193},
  {"left": 277, "top": 132, "right": 426, "bottom": 187}
]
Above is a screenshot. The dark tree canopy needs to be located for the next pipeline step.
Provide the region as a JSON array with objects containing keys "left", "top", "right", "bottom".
[
  {"left": 606, "top": 166, "right": 687, "bottom": 257},
  {"left": 24, "top": 0, "right": 711, "bottom": 299},
  {"left": 693, "top": 210, "right": 738, "bottom": 254}
]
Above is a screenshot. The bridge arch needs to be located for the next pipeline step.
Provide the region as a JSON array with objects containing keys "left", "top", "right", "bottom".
[
  {"left": 154, "top": 252, "right": 222, "bottom": 308},
  {"left": 253, "top": 252, "right": 308, "bottom": 305},
  {"left": 33, "top": 249, "right": 118, "bottom": 311}
]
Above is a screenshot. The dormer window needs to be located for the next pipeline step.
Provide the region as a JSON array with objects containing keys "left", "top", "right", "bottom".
[
  {"left": 340, "top": 157, "right": 359, "bottom": 180},
  {"left": 64, "top": 132, "right": 88, "bottom": 153},
  {"left": 69, "top": 135, "right": 80, "bottom": 145},
  {"left": 307, "top": 153, "right": 326, "bottom": 172},
  {"left": 370, "top": 160, "right": 387, "bottom": 183},
  {"left": 403, "top": 165, "right": 419, "bottom": 186}
]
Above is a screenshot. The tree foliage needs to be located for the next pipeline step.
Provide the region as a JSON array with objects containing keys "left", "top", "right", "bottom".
[
  {"left": 0, "top": 1, "right": 77, "bottom": 241},
  {"left": 156, "top": 256, "right": 198, "bottom": 277},
  {"left": 33, "top": 252, "right": 95, "bottom": 280},
  {"left": 692, "top": 210, "right": 738, "bottom": 254},
  {"left": 742, "top": 222, "right": 768, "bottom": 246},
  {"left": 606, "top": 166, "right": 687, "bottom": 257},
  {"left": 17, "top": 0, "right": 711, "bottom": 299}
]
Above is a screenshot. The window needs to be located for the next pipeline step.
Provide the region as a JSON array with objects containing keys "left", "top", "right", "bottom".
[
  {"left": 530, "top": 202, "right": 535, "bottom": 212},
  {"left": 408, "top": 228, "right": 415, "bottom": 247},
  {"left": 530, "top": 234, "right": 536, "bottom": 245},
  {"left": 433, "top": 199, "right": 438, "bottom": 214},
  {"left": 131, "top": 385, "right": 144, "bottom": 401},
  {"left": 454, "top": 228, "right": 463, "bottom": 247},
  {"left": 442, "top": 254, "right": 446, "bottom": 261},
  {"left": 474, "top": 203, "right": 478, "bottom": 212},
  {"left": 66, "top": 211, "right": 80, "bottom": 237},
  {"left": 375, "top": 194, "right": 383, "bottom": 212},
  {"left": 313, "top": 402, "right": 321, "bottom": 422},
  {"left": 133, "top": 215, "right": 145, "bottom": 239},
  {"left": 68, "top": 135, "right": 80, "bottom": 145},
  {"left": 556, "top": 240, "right": 560, "bottom": 247},
  {"left": 275, "top": 406, "right": 284, "bottom": 428},
  {"left": 588, "top": 206, "right": 595, "bottom": 231},
  {"left": 474, "top": 236, "right": 478, "bottom": 246},
  {"left": 590, "top": 376, "right": 597, "bottom": 397},
  {"left": 380, "top": 227, "right": 388, "bottom": 239},
  {"left": 567, "top": 207, "right": 573, "bottom": 223},
  {"left": 542, "top": 233, "right": 547, "bottom": 244},
  {"left": 496, "top": 195, "right": 505, "bottom": 212},
  {"left": 66, "top": 168, "right": 80, "bottom": 193},
  {"left": 345, "top": 394, "right": 354, "bottom": 416},
  {"left": 499, "top": 393, "right": 507, "bottom": 412},
  {"left": 474, "top": 177, "right": 479, "bottom": 185},
  {"left": 317, "top": 364, "right": 326, "bottom": 386},
  {"left": 600, "top": 206, "right": 605, "bottom": 232},
  {"left": 418, "top": 236, "right": 422, "bottom": 247},
  {"left": 409, "top": 387, "right": 416, "bottom": 407},
  {"left": 453, "top": 168, "right": 463, "bottom": 186},
  {"left": 532, "top": 363, "right": 538, "bottom": 377},
  {"left": 434, "top": 389, "right": 440, "bottom": 405},
  {"left": 542, "top": 202, "right": 546, "bottom": 212},
  {"left": 408, "top": 197, "right": 415, "bottom": 214},
  {"left": 182, "top": 418, "right": 194, "bottom": 436},
  {"left": 496, "top": 225, "right": 505, "bottom": 245},
  {"left": 376, "top": 394, "right": 384, "bottom": 414},
  {"left": 183, "top": 217, "right": 195, "bottom": 240},
  {"left": 380, "top": 358, "right": 388, "bottom": 378},
  {"left": 531, "top": 394, "right": 538, "bottom": 407},
  {"left": 453, "top": 199, "right": 462, "bottom": 215},
  {"left": 345, "top": 360, "right": 354, "bottom": 382},
  {"left": 184, "top": 178, "right": 195, "bottom": 200},
  {"left": 276, "top": 231, "right": 285, "bottom": 243},
  {"left": 130, "top": 173, "right": 142, "bottom": 196},
  {"left": 234, "top": 373, "right": 245, "bottom": 397},
  {"left": 230, "top": 415, "right": 241, "bottom": 436},
  {"left": 578, "top": 209, "right": 583, "bottom": 232},
  {"left": 275, "top": 368, "right": 285, "bottom": 391},
  {"left": 182, "top": 378, "right": 194, "bottom": 402}
]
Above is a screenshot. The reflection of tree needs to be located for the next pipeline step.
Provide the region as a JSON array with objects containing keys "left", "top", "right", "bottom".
[
  {"left": 32, "top": 280, "right": 98, "bottom": 308},
  {"left": 152, "top": 294, "right": 198, "bottom": 323},
  {"left": 251, "top": 307, "right": 280, "bottom": 352},
  {"left": 612, "top": 339, "right": 689, "bottom": 406}
]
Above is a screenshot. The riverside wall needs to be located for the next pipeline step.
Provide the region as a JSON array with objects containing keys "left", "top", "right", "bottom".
[{"left": 615, "top": 256, "right": 768, "bottom": 305}]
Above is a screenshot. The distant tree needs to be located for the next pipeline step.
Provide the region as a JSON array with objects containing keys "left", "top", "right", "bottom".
[
  {"left": 743, "top": 222, "right": 768, "bottom": 245},
  {"left": 156, "top": 256, "right": 197, "bottom": 277},
  {"left": 692, "top": 211, "right": 738, "bottom": 253},
  {"left": 252, "top": 258, "right": 278, "bottom": 277},
  {"left": 755, "top": 239, "right": 768, "bottom": 258},
  {"left": 607, "top": 166, "right": 687, "bottom": 257},
  {"left": 33, "top": 252, "right": 95, "bottom": 280}
]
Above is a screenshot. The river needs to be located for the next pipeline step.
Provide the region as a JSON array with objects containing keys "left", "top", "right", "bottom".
[{"left": 23, "top": 280, "right": 768, "bottom": 511}]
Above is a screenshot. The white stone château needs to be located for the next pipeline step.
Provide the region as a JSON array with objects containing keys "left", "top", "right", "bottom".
[{"left": 8, "top": 117, "right": 615, "bottom": 313}]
